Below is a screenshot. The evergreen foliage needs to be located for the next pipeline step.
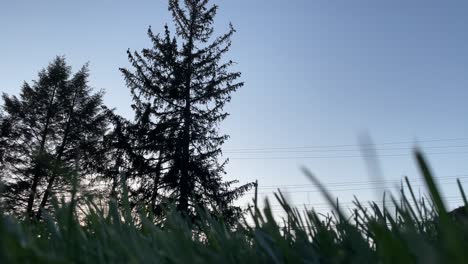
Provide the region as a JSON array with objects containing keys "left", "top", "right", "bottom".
[
  {"left": 0, "top": 57, "right": 111, "bottom": 218},
  {"left": 120, "top": 0, "right": 253, "bottom": 223}
]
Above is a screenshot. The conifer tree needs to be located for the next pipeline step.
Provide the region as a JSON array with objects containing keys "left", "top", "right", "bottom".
[
  {"left": 91, "top": 114, "right": 136, "bottom": 205},
  {"left": 0, "top": 57, "right": 111, "bottom": 218},
  {"left": 121, "top": 0, "right": 253, "bottom": 223}
]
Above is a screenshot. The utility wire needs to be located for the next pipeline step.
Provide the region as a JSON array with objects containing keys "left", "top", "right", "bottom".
[
  {"left": 241, "top": 175, "right": 468, "bottom": 195},
  {"left": 86, "top": 174, "right": 468, "bottom": 194},
  {"left": 224, "top": 137, "right": 468, "bottom": 152},
  {"left": 244, "top": 196, "right": 465, "bottom": 210},
  {"left": 224, "top": 144, "right": 468, "bottom": 154},
  {"left": 257, "top": 174, "right": 468, "bottom": 189},
  {"left": 229, "top": 151, "right": 468, "bottom": 160},
  {"left": 249, "top": 182, "right": 464, "bottom": 195}
]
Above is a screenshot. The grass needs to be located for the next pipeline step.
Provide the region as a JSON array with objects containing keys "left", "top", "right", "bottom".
[{"left": 1, "top": 149, "right": 468, "bottom": 263}]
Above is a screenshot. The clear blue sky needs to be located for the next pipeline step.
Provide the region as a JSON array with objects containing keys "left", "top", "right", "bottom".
[{"left": 2, "top": 0, "right": 468, "bottom": 213}]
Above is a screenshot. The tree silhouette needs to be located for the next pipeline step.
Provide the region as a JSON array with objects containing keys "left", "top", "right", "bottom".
[
  {"left": 0, "top": 57, "right": 111, "bottom": 218},
  {"left": 120, "top": 0, "right": 253, "bottom": 223},
  {"left": 91, "top": 114, "right": 137, "bottom": 206}
]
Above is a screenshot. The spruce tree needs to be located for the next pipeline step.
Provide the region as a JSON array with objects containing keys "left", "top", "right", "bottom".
[
  {"left": 121, "top": 0, "right": 253, "bottom": 223},
  {"left": 0, "top": 57, "right": 111, "bottom": 218}
]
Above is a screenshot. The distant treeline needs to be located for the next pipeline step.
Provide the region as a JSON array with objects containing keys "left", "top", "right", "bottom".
[{"left": 0, "top": 0, "right": 253, "bottom": 225}]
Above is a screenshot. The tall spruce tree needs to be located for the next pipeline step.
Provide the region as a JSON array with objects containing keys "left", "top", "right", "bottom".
[
  {"left": 0, "top": 57, "right": 111, "bottom": 218},
  {"left": 121, "top": 0, "right": 252, "bottom": 223}
]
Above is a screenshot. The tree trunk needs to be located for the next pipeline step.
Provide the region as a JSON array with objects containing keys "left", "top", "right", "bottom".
[
  {"left": 178, "top": 10, "right": 196, "bottom": 215},
  {"left": 150, "top": 155, "right": 163, "bottom": 215},
  {"left": 36, "top": 89, "right": 78, "bottom": 219},
  {"left": 110, "top": 150, "right": 123, "bottom": 200},
  {"left": 26, "top": 85, "right": 58, "bottom": 217}
]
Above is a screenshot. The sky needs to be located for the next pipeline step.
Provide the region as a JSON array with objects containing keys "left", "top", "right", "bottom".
[{"left": 2, "top": 0, "right": 468, "bottom": 215}]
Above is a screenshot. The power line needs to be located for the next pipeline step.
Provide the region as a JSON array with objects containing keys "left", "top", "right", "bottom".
[
  {"left": 268, "top": 198, "right": 464, "bottom": 209},
  {"left": 239, "top": 175, "right": 468, "bottom": 196},
  {"left": 229, "top": 151, "right": 468, "bottom": 160},
  {"left": 249, "top": 182, "right": 464, "bottom": 196},
  {"left": 244, "top": 196, "right": 466, "bottom": 211},
  {"left": 85, "top": 174, "right": 468, "bottom": 193},
  {"left": 224, "top": 137, "right": 468, "bottom": 152},
  {"left": 224, "top": 144, "right": 468, "bottom": 154},
  {"left": 257, "top": 174, "right": 468, "bottom": 189}
]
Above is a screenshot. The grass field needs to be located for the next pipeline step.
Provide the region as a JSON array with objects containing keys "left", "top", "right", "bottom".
[{"left": 1, "top": 150, "right": 468, "bottom": 263}]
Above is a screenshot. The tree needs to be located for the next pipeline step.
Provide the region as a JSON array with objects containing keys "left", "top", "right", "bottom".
[
  {"left": 120, "top": 0, "right": 253, "bottom": 223},
  {"left": 89, "top": 114, "right": 137, "bottom": 206},
  {"left": 0, "top": 57, "right": 111, "bottom": 218}
]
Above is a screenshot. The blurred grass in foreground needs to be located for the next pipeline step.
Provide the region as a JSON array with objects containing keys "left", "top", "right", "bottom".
[{"left": 1, "top": 150, "right": 468, "bottom": 263}]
